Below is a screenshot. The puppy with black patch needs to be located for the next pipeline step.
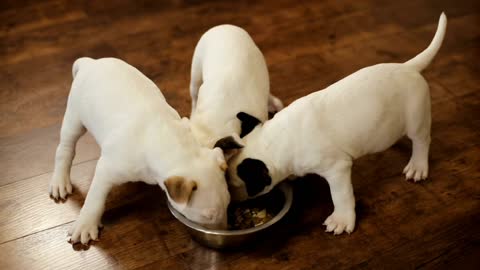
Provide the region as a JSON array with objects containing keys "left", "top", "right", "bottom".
[
  {"left": 189, "top": 24, "right": 284, "bottom": 149},
  {"left": 50, "top": 58, "right": 234, "bottom": 244},
  {"left": 227, "top": 14, "right": 447, "bottom": 235}
]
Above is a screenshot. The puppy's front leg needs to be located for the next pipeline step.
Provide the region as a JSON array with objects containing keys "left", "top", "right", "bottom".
[
  {"left": 321, "top": 161, "right": 356, "bottom": 235},
  {"left": 50, "top": 111, "right": 86, "bottom": 200},
  {"left": 68, "top": 158, "right": 116, "bottom": 244}
]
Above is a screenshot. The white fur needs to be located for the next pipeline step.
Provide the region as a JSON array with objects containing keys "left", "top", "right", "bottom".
[
  {"left": 228, "top": 13, "right": 447, "bottom": 235},
  {"left": 50, "top": 58, "right": 230, "bottom": 244},
  {"left": 189, "top": 24, "right": 283, "bottom": 148}
]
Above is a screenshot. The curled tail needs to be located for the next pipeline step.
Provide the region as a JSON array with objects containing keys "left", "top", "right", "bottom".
[
  {"left": 404, "top": 12, "right": 447, "bottom": 72},
  {"left": 72, "top": 57, "right": 94, "bottom": 78}
]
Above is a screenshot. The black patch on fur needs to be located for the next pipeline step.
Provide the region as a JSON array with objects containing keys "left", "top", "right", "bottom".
[
  {"left": 214, "top": 136, "right": 243, "bottom": 151},
  {"left": 237, "top": 158, "right": 272, "bottom": 196},
  {"left": 236, "top": 112, "right": 261, "bottom": 138}
]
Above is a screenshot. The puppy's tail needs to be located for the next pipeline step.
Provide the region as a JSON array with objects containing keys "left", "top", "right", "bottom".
[
  {"left": 72, "top": 57, "right": 94, "bottom": 79},
  {"left": 404, "top": 12, "right": 447, "bottom": 72}
]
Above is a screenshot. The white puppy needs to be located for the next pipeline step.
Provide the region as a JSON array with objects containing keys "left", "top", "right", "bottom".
[
  {"left": 50, "top": 58, "right": 232, "bottom": 244},
  {"left": 189, "top": 24, "right": 284, "bottom": 149},
  {"left": 227, "top": 14, "right": 447, "bottom": 235}
]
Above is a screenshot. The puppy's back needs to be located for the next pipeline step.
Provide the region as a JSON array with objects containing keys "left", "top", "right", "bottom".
[{"left": 68, "top": 58, "right": 180, "bottom": 143}]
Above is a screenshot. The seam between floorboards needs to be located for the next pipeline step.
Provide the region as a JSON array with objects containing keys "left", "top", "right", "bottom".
[
  {"left": 0, "top": 157, "right": 99, "bottom": 189},
  {"left": 414, "top": 246, "right": 456, "bottom": 269},
  {"left": 0, "top": 221, "right": 74, "bottom": 246},
  {"left": 0, "top": 188, "right": 163, "bottom": 246}
]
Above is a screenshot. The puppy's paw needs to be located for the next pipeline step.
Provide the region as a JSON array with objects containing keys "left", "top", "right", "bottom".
[
  {"left": 68, "top": 216, "right": 102, "bottom": 245},
  {"left": 403, "top": 160, "right": 428, "bottom": 182},
  {"left": 323, "top": 210, "right": 355, "bottom": 235},
  {"left": 49, "top": 175, "right": 73, "bottom": 200}
]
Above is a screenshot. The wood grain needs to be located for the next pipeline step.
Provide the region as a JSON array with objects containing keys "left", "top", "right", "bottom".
[
  {"left": 0, "top": 125, "right": 99, "bottom": 186},
  {"left": 0, "top": 0, "right": 479, "bottom": 269}
]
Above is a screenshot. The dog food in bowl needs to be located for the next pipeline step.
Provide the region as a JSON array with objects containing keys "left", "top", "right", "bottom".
[
  {"left": 229, "top": 207, "right": 274, "bottom": 229},
  {"left": 227, "top": 188, "right": 284, "bottom": 230}
]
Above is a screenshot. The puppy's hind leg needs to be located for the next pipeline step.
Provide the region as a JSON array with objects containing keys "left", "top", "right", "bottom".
[
  {"left": 50, "top": 108, "right": 86, "bottom": 200},
  {"left": 403, "top": 84, "right": 431, "bottom": 182},
  {"left": 321, "top": 160, "right": 356, "bottom": 235}
]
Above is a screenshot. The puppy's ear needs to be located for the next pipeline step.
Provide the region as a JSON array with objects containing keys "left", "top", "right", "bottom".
[
  {"left": 214, "top": 135, "right": 244, "bottom": 163},
  {"left": 213, "top": 148, "right": 228, "bottom": 171},
  {"left": 164, "top": 176, "right": 197, "bottom": 205},
  {"left": 236, "top": 158, "right": 272, "bottom": 196},
  {"left": 237, "top": 112, "right": 261, "bottom": 137}
]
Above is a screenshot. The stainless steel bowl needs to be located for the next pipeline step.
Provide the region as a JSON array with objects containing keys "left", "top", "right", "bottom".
[{"left": 167, "top": 183, "right": 293, "bottom": 249}]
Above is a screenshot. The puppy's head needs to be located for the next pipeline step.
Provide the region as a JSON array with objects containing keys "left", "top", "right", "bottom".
[
  {"left": 165, "top": 143, "right": 241, "bottom": 229},
  {"left": 227, "top": 151, "right": 272, "bottom": 202}
]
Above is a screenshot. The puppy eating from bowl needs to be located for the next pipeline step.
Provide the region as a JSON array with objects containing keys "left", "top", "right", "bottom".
[
  {"left": 227, "top": 13, "right": 447, "bottom": 235},
  {"left": 50, "top": 57, "right": 234, "bottom": 244},
  {"left": 188, "top": 24, "right": 283, "bottom": 152}
]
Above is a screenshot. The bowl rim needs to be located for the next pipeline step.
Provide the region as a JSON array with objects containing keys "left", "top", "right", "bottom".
[{"left": 167, "top": 182, "right": 293, "bottom": 236}]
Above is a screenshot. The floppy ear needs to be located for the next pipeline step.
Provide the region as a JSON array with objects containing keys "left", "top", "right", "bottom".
[
  {"left": 237, "top": 158, "right": 272, "bottom": 196},
  {"left": 214, "top": 135, "right": 244, "bottom": 163},
  {"left": 213, "top": 148, "right": 228, "bottom": 171},
  {"left": 236, "top": 112, "right": 261, "bottom": 137},
  {"left": 164, "top": 176, "right": 197, "bottom": 205}
]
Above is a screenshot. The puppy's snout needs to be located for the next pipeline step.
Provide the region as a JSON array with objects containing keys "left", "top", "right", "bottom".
[
  {"left": 204, "top": 208, "right": 218, "bottom": 220},
  {"left": 201, "top": 208, "right": 227, "bottom": 230}
]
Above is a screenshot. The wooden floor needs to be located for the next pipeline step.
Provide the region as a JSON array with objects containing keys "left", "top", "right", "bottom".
[{"left": 1, "top": 0, "right": 479, "bottom": 269}]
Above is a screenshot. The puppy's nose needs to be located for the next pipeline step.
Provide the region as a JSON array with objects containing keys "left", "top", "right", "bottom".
[
  {"left": 200, "top": 208, "right": 228, "bottom": 230},
  {"left": 202, "top": 218, "right": 227, "bottom": 230},
  {"left": 203, "top": 208, "right": 218, "bottom": 220}
]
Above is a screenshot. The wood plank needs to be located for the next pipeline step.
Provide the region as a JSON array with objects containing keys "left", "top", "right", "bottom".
[
  {"left": 0, "top": 164, "right": 197, "bottom": 269},
  {"left": 0, "top": 0, "right": 87, "bottom": 38},
  {"left": 0, "top": 198, "right": 176, "bottom": 270},
  {"left": 0, "top": 124, "right": 99, "bottom": 186},
  {"left": 135, "top": 255, "right": 189, "bottom": 270},
  {"left": 0, "top": 160, "right": 96, "bottom": 243},
  {"left": 418, "top": 240, "right": 480, "bottom": 269},
  {"left": 0, "top": 43, "right": 119, "bottom": 138},
  {"left": 0, "top": 159, "right": 176, "bottom": 244}
]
